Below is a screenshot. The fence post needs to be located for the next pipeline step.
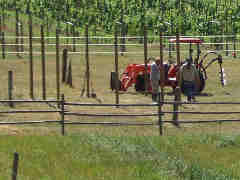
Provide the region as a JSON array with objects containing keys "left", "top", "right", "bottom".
[
  {"left": 40, "top": 25, "right": 46, "bottom": 100},
  {"left": 233, "top": 35, "right": 237, "bottom": 58},
  {"left": 20, "top": 21, "right": 24, "bottom": 53},
  {"left": 28, "top": 2, "right": 34, "bottom": 99},
  {"left": 67, "top": 60, "right": 73, "bottom": 87},
  {"left": 1, "top": 32, "right": 5, "bottom": 59},
  {"left": 12, "top": 152, "right": 19, "bottom": 180},
  {"left": 114, "top": 24, "right": 119, "bottom": 106},
  {"left": 85, "top": 25, "right": 90, "bottom": 98},
  {"left": 172, "top": 87, "right": 180, "bottom": 127},
  {"left": 158, "top": 92, "right": 163, "bottom": 136},
  {"left": 225, "top": 38, "right": 229, "bottom": 56},
  {"left": 62, "top": 49, "right": 68, "bottom": 83},
  {"left": 56, "top": 28, "right": 60, "bottom": 105},
  {"left": 66, "top": 24, "right": 69, "bottom": 46},
  {"left": 143, "top": 25, "right": 149, "bottom": 95},
  {"left": 168, "top": 42, "right": 172, "bottom": 59},
  {"left": 15, "top": 8, "right": 20, "bottom": 58},
  {"left": 61, "top": 94, "right": 65, "bottom": 136},
  {"left": 72, "top": 25, "right": 76, "bottom": 52},
  {"left": 8, "top": 70, "right": 14, "bottom": 108}
]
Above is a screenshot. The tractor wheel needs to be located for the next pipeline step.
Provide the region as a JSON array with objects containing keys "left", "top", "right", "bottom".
[
  {"left": 110, "top": 72, "right": 121, "bottom": 91},
  {"left": 135, "top": 74, "right": 146, "bottom": 92},
  {"left": 180, "top": 71, "right": 205, "bottom": 94}
]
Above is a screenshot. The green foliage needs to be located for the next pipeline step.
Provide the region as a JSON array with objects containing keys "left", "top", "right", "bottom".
[{"left": 0, "top": 0, "right": 239, "bottom": 36}]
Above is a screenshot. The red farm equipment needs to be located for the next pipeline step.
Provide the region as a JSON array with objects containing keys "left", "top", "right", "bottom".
[{"left": 110, "top": 38, "right": 225, "bottom": 93}]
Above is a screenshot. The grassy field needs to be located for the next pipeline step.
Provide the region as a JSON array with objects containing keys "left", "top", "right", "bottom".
[
  {"left": 1, "top": 134, "right": 240, "bottom": 179},
  {"left": 1, "top": 12, "right": 240, "bottom": 179}
]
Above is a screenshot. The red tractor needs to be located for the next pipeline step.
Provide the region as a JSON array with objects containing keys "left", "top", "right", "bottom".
[{"left": 110, "top": 38, "right": 225, "bottom": 93}]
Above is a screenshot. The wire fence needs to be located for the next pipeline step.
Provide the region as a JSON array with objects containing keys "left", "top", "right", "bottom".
[
  {"left": 0, "top": 95, "right": 240, "bottom": 136},
  {"left": 1, "top": 35, "right": 240, "bottom": 56}
]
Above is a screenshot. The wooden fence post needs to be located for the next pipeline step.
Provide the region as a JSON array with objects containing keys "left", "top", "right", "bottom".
[
  {"left": 41, "top": 25, "right": 46, "bottom": 100},
  {"left": 158, "top": 92, "right": 163, "bottom": 136},
  {"left": 159, "top": 31, "right": 165, "bottom": 102},
  {"left": 143, "top": 25, "right": 149, "bottom": 95},
  {"left": 28, "top": 2, "right": 34, "bottom": 99},
  {"left": 85, "top": 25, "right": 90, "bottom": 97},
  {"left": 61, "top": 94, "right": 65, "bottom": 136},
  {"left": 168, "top": 42, "right": 172, "bottom": 59},
  {"left": 20, "top": 21, "right": 24, "bottom": 53},
  {"left": 8, "top": 70, "right": 14, "bottom": 108},
  {"left": 15, "top": 8, "right": 20, "bottom": 58},
  {"left": 62, "top": 48, "right": 68, "bottom": 83},
  {"left": 72, "top": 25, "right": 76, "bottom": 52},
  {"left": 158, "top": 31, "right": 164, "bottom": 136},
  {"left": 114, "top": 24, "right": 119, "bottom": 106},
  {"left": 176, "top": 30, "right": 181, "bottom": 68},
  {"left": 12, "top": 152, "right": 19, "bottom": 180},
  {"left": 67, "top": 60, "right": 73, "bottom": 87},
  {"left": 1, "top": 32, "right": 5, "bottom": 59},
  {"left": 66, "top": 24, "right": 69, "bottom": 46},
  {"left": 233, "top": 35, "right": 237, "bottom": 58},
  {"left": 56, "top": 28, "right": 60, "bottom": 103}
]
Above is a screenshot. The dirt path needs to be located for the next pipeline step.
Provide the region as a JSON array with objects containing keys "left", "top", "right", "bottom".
[{"left": 0, "top": 125, "right": 21, "bottom": 135}]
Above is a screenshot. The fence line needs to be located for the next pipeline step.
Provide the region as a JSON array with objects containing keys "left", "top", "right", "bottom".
[
  {"left": 2, "top": 35, "right": 240, "bottom": 39},
  {"left": 0, "top": 110, "right": 61, "bottom": 113},
  {"left": 1, "top": 34, "right": 239, "bottom": 57},
  {"left": 65, "top": 101, "right": 240, "bottom": 106},
  {"left": 64, "top": 121, "right": 156, "bottom": 126},
  {"left": 65, "top": 112, "right": 160, "bottom": 117},
  {"left": 0, "top": 120, "right": 60, "bottom": 125},
  {"left": 0, "top": 98, "right": 239, "bottom": 136},
  {"left": 63, "top": 119, "right": 240, "bottom": 125},
  {"left": 1, "top": 47, "right": 239, "bottom": 56},
  {"left": 1, "top": 42, "right": 240, "bottom": 46},
  {"left": 2, "top": 50, "right": 239, "bottom": 56},
  {"left": 62, "top": 99, "right": 240, "bottom": 136}
]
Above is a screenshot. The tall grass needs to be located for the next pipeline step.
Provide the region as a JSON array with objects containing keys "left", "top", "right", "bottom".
[{"left": 1, "top": 134, "right": 240, "bottom": 179}]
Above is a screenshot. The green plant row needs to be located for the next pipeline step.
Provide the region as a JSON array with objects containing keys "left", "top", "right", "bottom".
[{"left": 1, "top": 0, "right": 240, "bottom": 37}]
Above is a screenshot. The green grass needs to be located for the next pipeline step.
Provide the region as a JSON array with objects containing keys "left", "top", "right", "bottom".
[{"left": 1, "top": 134, "right": 240, "bottom": 179}]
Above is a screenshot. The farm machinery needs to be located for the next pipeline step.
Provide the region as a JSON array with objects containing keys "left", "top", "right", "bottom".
[{"left": 110, "top": 38, "right": 226, "bottom": 93}]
